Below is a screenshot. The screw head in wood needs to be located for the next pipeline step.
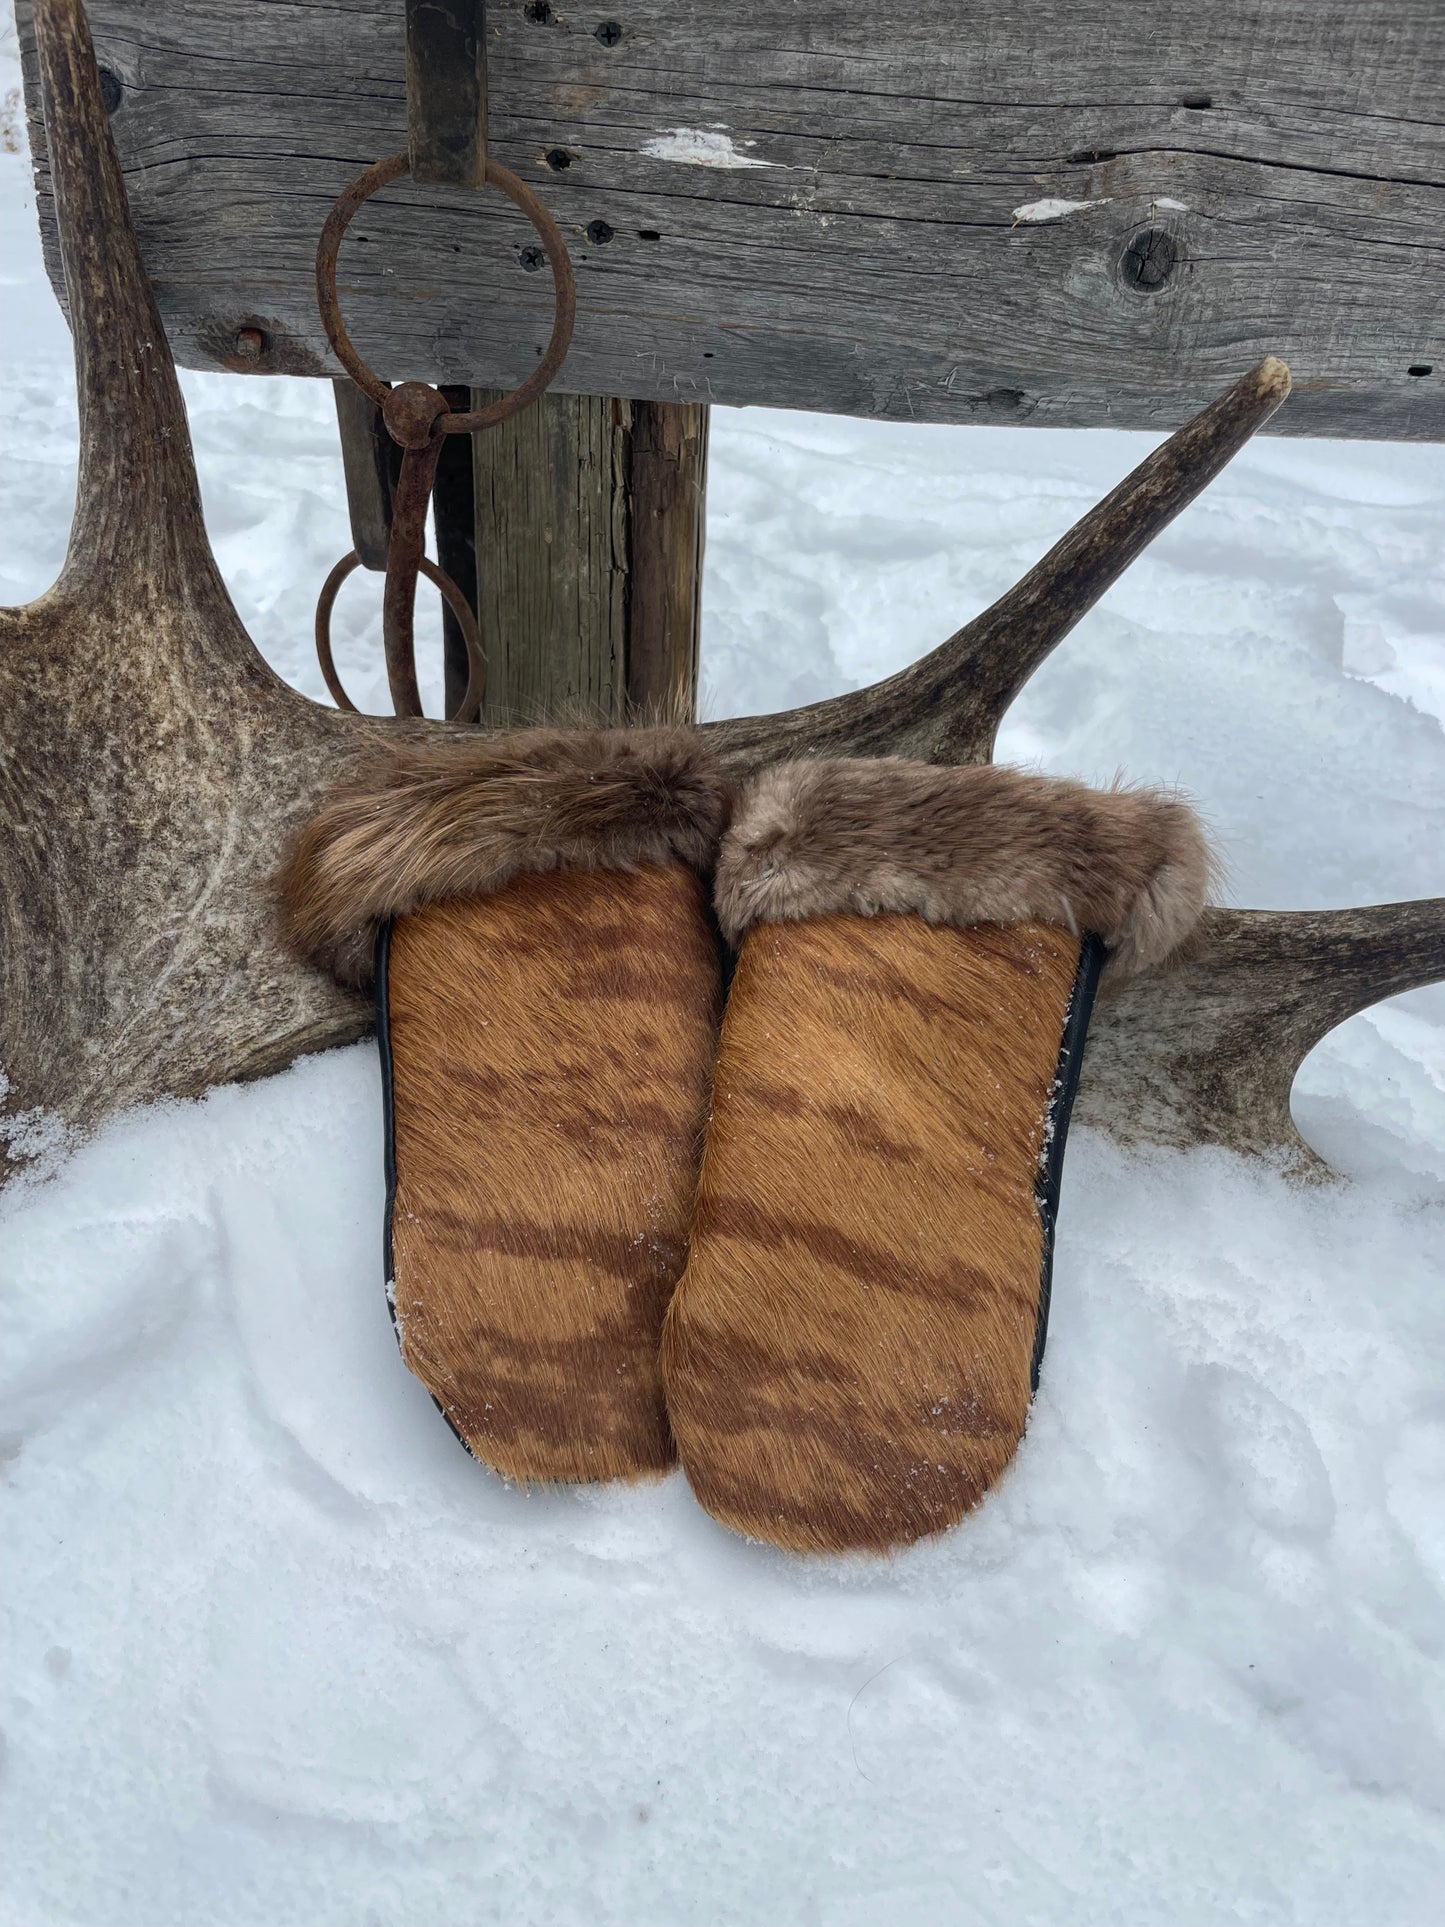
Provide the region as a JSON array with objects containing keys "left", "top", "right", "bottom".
[
  {"left": 233, "top": 326, "right": 266, "bottom": 361},
  {"left": 596, "top": 21, "right": 624, "bottom": 46}
]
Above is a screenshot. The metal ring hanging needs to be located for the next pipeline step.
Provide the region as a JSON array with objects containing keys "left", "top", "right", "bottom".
[
  {"left": 315, "top": 151, "right": 575, "bottom": 717},
  {"left": 315, "top": 152, "right": 576, "bottom": 434},
  {"left": 314, "top": 549, "right": 487, "bottom": 723}
]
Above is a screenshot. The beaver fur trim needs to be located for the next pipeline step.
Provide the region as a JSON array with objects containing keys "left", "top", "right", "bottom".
[
  {"left": 276, "top": 726, "right": 730, "bottom": 987},
  {"left": 714, "top": 757, "right": 1216, "bottom": 979}
]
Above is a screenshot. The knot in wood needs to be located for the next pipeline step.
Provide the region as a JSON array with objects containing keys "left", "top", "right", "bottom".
[
  {"left": 383, "top": 381, "right": 450, "bottom": 448},
  {"left": 1120, "top": 228, "right": 1177, "bottom": 294}
]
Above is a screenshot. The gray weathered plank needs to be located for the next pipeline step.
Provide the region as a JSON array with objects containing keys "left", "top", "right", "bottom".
[{"left": 16, "top": 0, "right": 1445, "bottom": 436}]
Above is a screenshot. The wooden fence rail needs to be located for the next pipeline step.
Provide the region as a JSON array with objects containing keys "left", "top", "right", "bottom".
[{"left": 16, "top": 0, "right": 1445, "bottom": 438}]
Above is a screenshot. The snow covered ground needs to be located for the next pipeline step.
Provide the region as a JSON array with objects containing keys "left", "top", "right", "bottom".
[{"left": 3, "top": 28, "right": 1445, "bottom": 1925}]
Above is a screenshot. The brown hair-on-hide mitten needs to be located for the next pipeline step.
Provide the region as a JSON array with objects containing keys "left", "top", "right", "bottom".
[
  {"left": 662, "top": 757, "right": 1214, "bottom": 1554},
  {"left": 277, "top": 727, "right": 730, "bottom": 1486}
]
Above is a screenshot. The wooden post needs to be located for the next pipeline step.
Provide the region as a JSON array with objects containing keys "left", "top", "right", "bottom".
[
  {"left": 331, "top": 382, "right": 704, "bottom": 722},
  {"left": 627, "top": 401, "right": 709, "bottom": 719},
  {"left": 470, "top": 391, "right": 707, "bottom": 726}
]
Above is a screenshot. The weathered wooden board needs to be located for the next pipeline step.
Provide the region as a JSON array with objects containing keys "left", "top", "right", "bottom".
[{"left": 16, "top": 0, "right": 1445, "bottom": 436}]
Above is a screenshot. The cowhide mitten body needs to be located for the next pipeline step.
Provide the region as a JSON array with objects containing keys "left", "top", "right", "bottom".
[
  {"left": 278, "top": 727, "right": 728, "bottom": 1485},
  {"left": 662, "top": 758, "right": 1213, "bottom": 1552}
]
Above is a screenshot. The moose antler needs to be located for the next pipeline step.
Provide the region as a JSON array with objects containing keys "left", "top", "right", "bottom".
[
  {"left": 1077, "top": 902, "right": 1445, "bottom": 1176},
  {"left": 1, "top": 0, "right": 382, "bottom": 1156},
  {"left": 5, "top": 0, "right": 1440, "bottom": 1183},
  {"left": 707, "top": 355, "right": 1293, "bottom": 771}
]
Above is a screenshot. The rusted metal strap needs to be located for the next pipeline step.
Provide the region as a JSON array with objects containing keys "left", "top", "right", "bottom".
[
  {"left": 380, "top": 440, "right": 446, "bottom": 716},
  {"left": 406, "top": 0, "right": 488, "bottom": 188}
]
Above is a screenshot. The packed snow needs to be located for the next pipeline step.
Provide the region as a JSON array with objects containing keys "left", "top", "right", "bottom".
[{"left": 3, "top": 28, "right": 1444, "bottom": 1925}]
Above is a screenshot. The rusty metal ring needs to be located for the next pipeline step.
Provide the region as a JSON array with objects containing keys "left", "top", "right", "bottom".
[
  {"left": 314, "top": 549, "right": 487, "bottom": 723},
  {"left": 316, "top": 151, "right": 576, "bottom": 435}
]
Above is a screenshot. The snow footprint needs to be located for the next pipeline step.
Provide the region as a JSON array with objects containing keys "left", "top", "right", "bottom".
[
  {"left": 1384, "top": 1418, "right": 1445, "bottom": 1584},
  {"left": 207, "top": 1576, "right": 501, "bottom": 1834},
  {"left": 846, "top": 1653, "right": 989, "bottom": 1790},
  {"left": 1191, "top": 1365, "right": 1335, "bottom": 1542},
  {"left": 0, "top": 1205, "right": 212, "bottom": 1433}
]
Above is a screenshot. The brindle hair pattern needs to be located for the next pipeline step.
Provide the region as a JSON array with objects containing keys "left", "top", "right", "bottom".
[
  {"left": 662, "top": 913, "right": 1080, "bottom": 1551},
  {"left": 389, "top": 868, "right": 720, "bottom": 1483},
  {"left": 715, "top": 756, "right": 1217, "bottom": 982},
  {"left": 276, "top": 724, "right": 731, "bottom": 988},
  {"left": 277, "top": 725, "right": 729, "bottom": 1485},
  {"left": 664, "top": 758, "right": 1212, "bottom": 1553}
]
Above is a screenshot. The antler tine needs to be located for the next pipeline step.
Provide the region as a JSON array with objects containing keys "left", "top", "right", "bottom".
[
  {"left": 27, "top": 0, "right": 226, "bottom": 604},
  {"left": 707, "top": 357, "right": 1292, "bottom": 772},
  {"left": 1076, "top": 900, "right": 1445, "bottom": 1177}
]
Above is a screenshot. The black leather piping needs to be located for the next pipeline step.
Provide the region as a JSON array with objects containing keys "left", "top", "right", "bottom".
[
  {"left": 375, "top": 919, "right": 480, "bottom": 1460},
  {"left": 376, "top": 921, "right": 397, "bottom": 1317},
  {"left": 1030, "top": 932, "right": 1105, "bottom": 1393}
]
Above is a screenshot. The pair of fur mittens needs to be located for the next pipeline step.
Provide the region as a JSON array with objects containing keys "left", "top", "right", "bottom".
[{"left": 278, "top": 728, "right": 1212, "bottom": 1552}]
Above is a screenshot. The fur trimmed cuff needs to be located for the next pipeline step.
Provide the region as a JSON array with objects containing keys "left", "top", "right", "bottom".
[
  {"left": 714, "top": 757, "right": 1217, "bottom": 979},
  {"left": 277, "top": 726, "right": 731, "bottom": 987}
]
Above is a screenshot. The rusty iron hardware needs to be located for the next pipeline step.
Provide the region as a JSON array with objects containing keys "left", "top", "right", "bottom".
[
  {"left": 314, "top": 150, "right": 576, "bottom": 718},
  {"left": 406, "top": 0, "right": 488, "bottom": 188},
  {"left": 315, "top": 548, "right": 486, "bottom": 722}
]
